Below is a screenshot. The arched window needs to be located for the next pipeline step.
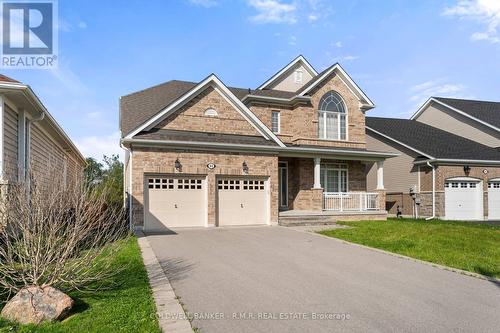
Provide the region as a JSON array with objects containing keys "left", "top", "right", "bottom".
[{"left": 318, "top": 91, "right": 347, "bottom": 140}]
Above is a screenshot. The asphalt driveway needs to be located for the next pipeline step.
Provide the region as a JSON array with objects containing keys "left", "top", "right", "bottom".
[{"left": 147, "top": 226, "right": 500, "bottom": 333}]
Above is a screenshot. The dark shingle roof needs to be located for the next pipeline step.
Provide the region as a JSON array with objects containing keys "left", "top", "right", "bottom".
[
  {"left": 366, "top": 117, "right": 500, "bottom": 161},
  {"left": 133, "top": 129, "right": 278, "bottom": 146},
  {"left": 120, "top": 79, "right": 295, "bottom": 136},
  {"left": 434, "top": 97, "right": 500, "bottom": 129},
  {"left": 0, "top": 74, "right": 20, "bottom": 83}
]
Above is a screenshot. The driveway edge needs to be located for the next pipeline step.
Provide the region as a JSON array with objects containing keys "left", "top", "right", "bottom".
[
  {"left": 288, "top": 227, "right": 500, "bottom": 283},
  {"left": 136, "top": 231, "right": 194, "bottom": 333}
]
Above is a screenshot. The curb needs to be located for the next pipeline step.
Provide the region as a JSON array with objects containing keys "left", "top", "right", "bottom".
[
  {"left": 287, "top": 226, "right": 500, "bottom": 284},
  {"left": 136, "top": 232, "right": 194, "bottom": 333}
]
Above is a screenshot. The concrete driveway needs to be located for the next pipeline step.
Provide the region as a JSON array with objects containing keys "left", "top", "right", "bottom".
[{"left": 146, "top": 226, "right": 500, "bottom": 333}]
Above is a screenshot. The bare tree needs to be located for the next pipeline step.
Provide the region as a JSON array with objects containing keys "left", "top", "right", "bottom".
[{"left": 0, "top": 170, "right": 129, "bottom": 302}]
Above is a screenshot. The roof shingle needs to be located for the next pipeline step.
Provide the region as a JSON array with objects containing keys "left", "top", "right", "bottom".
[
  {"left": 366, "top": 117, "right": 500, "bottom": 161},
  {"left": 434, "top": 97, "right": 500, "bottom": 129}
]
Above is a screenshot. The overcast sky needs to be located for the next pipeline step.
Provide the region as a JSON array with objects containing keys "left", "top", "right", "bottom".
[{"left": 3, "top": 0, "right": 499, "bottom": 161}]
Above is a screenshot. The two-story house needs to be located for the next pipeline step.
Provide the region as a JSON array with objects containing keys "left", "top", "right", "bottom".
[{"left": 120, "top": 56, "right": 396, "bottom": 231}]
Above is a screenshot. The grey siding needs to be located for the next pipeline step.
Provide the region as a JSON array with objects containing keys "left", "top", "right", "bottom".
[
  {"left": 415, "top": 102, "right": 500, "bottom": 148},
  {"left": 3, "top": 104, "right": 18, "bottom": 181},
  {"left": 366, "top": 131, "right": 419, "bottom": 193},
  {"left": 266, "top": 64, "right": 314, "bottom": 92},
  {"left": 30, "top": 122, "right": 66, "bottom": 184}
]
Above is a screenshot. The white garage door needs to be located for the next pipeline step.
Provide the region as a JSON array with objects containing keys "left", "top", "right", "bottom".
[
  {"left": 146, "top": 176, "right": 206, "bottom": 230},
  {"left": 217, "top": 178, "right": 268, "bottom": 226},
  {"left": 488, "top": 181, "right": 500, "bottom": 220},
  {"left": 445, "top": 180, "right": 483, "bottom": 220}
]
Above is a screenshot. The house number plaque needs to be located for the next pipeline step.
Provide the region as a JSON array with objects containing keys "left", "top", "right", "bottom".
[{"left": 207, "top": 163, "right": 216, "bottom": 170}]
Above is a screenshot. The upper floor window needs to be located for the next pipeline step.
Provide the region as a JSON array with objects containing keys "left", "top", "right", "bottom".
[
  {"left": 271, "top": 111, "right": 280, "bottom": 133},
  {"left": 318, "top": 91, "right": 347, "bottom": 140},
  {"left": 294, "top": 69, "right": 303, "bottom": 84}
]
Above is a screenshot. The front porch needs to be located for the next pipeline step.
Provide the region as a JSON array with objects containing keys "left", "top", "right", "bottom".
[{"left": 278, "top": 156, "right": 387, "bottom": 225}]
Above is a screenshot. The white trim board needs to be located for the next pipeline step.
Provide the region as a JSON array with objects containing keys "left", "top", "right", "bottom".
[
  {"left": 299, "top": 63, "right": 375, "bottom": 108},
  {"left": 257, "top": 55, "right": 318, "bottom": 90},
  {"left": 125, "top": 74, "right": 286, "bottom": 148},
  {"left": 411, "top": 97, "right": 500, "bottom": 133}
]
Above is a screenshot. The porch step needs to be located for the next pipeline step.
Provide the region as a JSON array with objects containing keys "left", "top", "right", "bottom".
[{"left": 278, "top": 215, "right": 337, "bottom": 227}]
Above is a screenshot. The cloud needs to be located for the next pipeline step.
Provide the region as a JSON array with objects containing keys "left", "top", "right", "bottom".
[
  {"left": 77, "top": 21, "right": 87, "bottom": 29},
  {"left": 247, "top": 0, "right": 297, "bottom": 24},
  {"left": 408, "top": 80, "right": 469, "bottom": 108},
  {"left": 188, "top": 0, "right": 219, "bottom": 7},
  {"left": 288, "top": 35, "right": 297, "bottom": 45},
  {"left": 331, "top": 55, "right": 359, "bottom": 62},
  {"left": 308, "top": 14, "right": 318, "bottom": 22},
  {"left": 74, "top": 131, "right": 123, "bottom": 162},
  {"left": 333, "top": 41, "right": 343, "bottom": 48},
  {"left": 443, "top": 0, "right": 500, "bottom": 43}
]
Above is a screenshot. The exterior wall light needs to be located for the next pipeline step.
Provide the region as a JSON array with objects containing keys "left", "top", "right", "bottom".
[
  {"left": 242, "top": 161, "right": 249, "bottom": 174},
  {"left": 463, "top": 165, "right": 471, "bottom": 175},
  {"left": 175, "top": 158, "right": 182, "bottom": 171}
]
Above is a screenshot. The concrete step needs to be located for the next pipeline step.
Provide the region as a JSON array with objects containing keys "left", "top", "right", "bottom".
[{"left": 278, "top": 216, "right": 337, "bottom": 227}]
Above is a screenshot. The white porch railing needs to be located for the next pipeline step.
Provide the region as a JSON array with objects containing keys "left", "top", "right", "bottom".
[{"left": 323, "top": 192, "right": 379, "bottom": 211}]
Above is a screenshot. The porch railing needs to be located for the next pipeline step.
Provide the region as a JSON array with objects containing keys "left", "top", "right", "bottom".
[{"left": 323, "top": 192, "right": 379, "bottom": 212}]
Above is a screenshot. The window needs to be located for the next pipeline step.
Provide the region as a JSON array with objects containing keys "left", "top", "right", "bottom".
[
  {"left": 320, "top": 163, "right": 348, "bottom": 193},
  {"left": 271, "top": 111, "right": 280, "bottom": 133},
  {"left": 204, "top": 108, "right": 218, "bottom": 117},
  {"left": 318, "top": 91, "right": 347, "bottom": 140},
  {"left": 294, "top": 69, "right": 303, "bottom": 84}
]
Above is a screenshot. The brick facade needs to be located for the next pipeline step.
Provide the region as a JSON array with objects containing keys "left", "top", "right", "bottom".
[
  {"left": 157, "top": 86, "right": 260, "bottom": 136},
  {"left": 416, "top": 164, "right": 500, "bottom": 219},
  {"left": 130, "top": 147, "right": 278, "bottom": 227}
]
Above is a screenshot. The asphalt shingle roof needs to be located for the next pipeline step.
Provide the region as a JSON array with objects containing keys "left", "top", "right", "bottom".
[
  {"left": 434, "top": 97, "right": 500, "bottom": 129},
  {"left": 120, "top": 80, "right": 295, "bottom": 136},
  {"left": 366, "top": 117, "right": 500, "bottom": 161},
  {"left": 133, "top": 129, "right": 278, "bottom": 146}
]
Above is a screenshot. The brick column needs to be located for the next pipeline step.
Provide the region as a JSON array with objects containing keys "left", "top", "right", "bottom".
[
  {"left": 374, "top": 189, "right": 386, "bottom": 212},
  {"left": 310, "top": 188, "right": 324, "bottom": 211}
]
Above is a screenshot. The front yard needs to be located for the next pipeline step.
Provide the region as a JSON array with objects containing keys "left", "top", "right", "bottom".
[
  {"left": 0, "top": 237, "right": 161, "bottom": 333},
  {"left": 319, "top": 218, "right": 500, "bottom": 278}
]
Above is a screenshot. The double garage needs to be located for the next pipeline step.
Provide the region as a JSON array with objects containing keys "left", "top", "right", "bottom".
[
  {"left": 444, "top": 177, "right": 500, "bottom": 220},
  {"left": 144, "top": 175, "right": 270, "bottom": 230}
]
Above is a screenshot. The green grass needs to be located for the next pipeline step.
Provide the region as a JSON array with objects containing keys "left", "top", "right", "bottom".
[
  {"left": 0, "top": 237, "right": 161, "bottom": 333},
  {"left": 319, "top": 218, "right": 500, "bottom": 278}
]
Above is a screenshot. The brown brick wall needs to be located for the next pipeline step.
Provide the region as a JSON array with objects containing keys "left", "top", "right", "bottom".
[
  {"left": 157, "top": 86, "right": 260, "bottom": 136},
  {"left": 130, "top": 147, "right": 278, "bottom": 227},
  {"left": 249, "top": 72, "right": 366, "bottom": 149}
]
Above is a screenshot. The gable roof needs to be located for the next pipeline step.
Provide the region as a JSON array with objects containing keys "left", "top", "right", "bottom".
[
  {"left": 296, "top": 63, "right": 375, "bottom": 109},
  {"left": 411, "top": 97, "right": 500, "bottom": 132},
  {"left": 122, "top": 74, "right": 286, "bottom": 147},
  {"left": 366, "top": 117, "right": 500, "bottom": 161},
  {"left": 257, "top": 55, "right": 318, "bottom": 90}
]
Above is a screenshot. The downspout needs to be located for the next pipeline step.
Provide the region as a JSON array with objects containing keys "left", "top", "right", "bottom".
[
  {"left": 425, "top": 161, "right": 436, "bottom": 220},
  {"left": 121, "top": 142, "right": 133, "bottom": 231}
]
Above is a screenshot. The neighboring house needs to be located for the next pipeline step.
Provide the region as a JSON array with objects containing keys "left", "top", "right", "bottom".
[
  {"left": 120, "top": 55, "right": 396, "bottom": 231},
  {"left": 0, "top": 75, "right": 86, "bottom": 187},
  {"left": 411, "top": 97, "right": 500, "bottom": 148},
  {"left": 366, "top": 117, "right": 500, "bottom": 221}
]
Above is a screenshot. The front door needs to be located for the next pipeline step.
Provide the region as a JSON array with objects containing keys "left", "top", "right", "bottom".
[{"left": 278, "top": 162, "right": 288, "bottom": 209}]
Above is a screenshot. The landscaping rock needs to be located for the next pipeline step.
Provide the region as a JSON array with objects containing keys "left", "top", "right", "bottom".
[{"left": 1, "top": 286, "right": 73, "bottom": 324}]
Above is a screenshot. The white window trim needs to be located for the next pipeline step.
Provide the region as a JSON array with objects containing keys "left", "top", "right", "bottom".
[
  {"left": 321, "top": 163, "right": 349, "bottom": 193},
  {"left": 272, "top": 111, "right": 281, "bottom": 134},
  {"left": 318, "top": 111, "right": 348, "bottom": 141}
]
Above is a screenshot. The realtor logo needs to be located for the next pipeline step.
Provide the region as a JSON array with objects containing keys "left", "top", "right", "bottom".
[{"left": 1, "top": 0, "right": 58, "bottom": 68}]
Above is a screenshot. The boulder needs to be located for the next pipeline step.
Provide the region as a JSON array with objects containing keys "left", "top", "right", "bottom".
[{"left": 1, "top": 286, "right": 73, "bottom": 324}]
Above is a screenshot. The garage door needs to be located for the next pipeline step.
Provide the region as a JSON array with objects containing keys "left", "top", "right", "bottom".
[
  {"left": 445, "top": 179, "right": 483, "bottom": 220},
  {"left": 146, "top": 176, "right": 206, "bottom": 230},
  {"left": 217, "top": 178, "right": 268, "bottom": 226},
  {"left": 488, "top": 181, "right": 500, "bottom": 220}
]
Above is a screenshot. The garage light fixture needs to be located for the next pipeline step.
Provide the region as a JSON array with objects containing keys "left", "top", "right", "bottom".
[
  {"left": 175, "top": 158, "right": 182, "bottom": 171},
  {"left": 463, "top": 165, "right": 471, "bottom": 175},
  {"left": 242, "top": 161, "right": 249, "bottom": 174}
]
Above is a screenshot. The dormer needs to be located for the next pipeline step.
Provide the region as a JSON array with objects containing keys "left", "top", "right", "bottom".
[{"left": 257, "top": 55, "right": 318, "bottom": 92}]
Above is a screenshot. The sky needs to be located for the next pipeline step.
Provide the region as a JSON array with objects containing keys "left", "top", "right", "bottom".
[{"left": 2, "top": 0, "right": 500, "bottom": 161}]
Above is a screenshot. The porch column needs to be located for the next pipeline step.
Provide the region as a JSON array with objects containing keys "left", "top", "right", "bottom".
[
  {"left": 313, "top": 157, "right": 321, "bottom": 189},
  {"left": 376, "top": 160, "right": 384, "bottom": 190}
]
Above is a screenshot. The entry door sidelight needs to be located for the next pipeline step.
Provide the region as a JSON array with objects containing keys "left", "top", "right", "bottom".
[{"left": 279, "top": 162, "right": 288, "bottom": 208}]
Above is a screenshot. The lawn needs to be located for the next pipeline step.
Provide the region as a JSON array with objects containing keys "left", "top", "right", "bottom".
[
  {"left": 319, "top": 218, "right": 500, "bottom": 278},
  {"left": 0, "top": 237, "right": 161, "bottom": 333}
]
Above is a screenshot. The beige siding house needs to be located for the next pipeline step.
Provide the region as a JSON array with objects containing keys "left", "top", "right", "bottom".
[
  {"left": 120, "top": 56, "right": 397, "bottom": 231},
  {"left": 0, "top": 75, "right": 85, "bottom": 187}
]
